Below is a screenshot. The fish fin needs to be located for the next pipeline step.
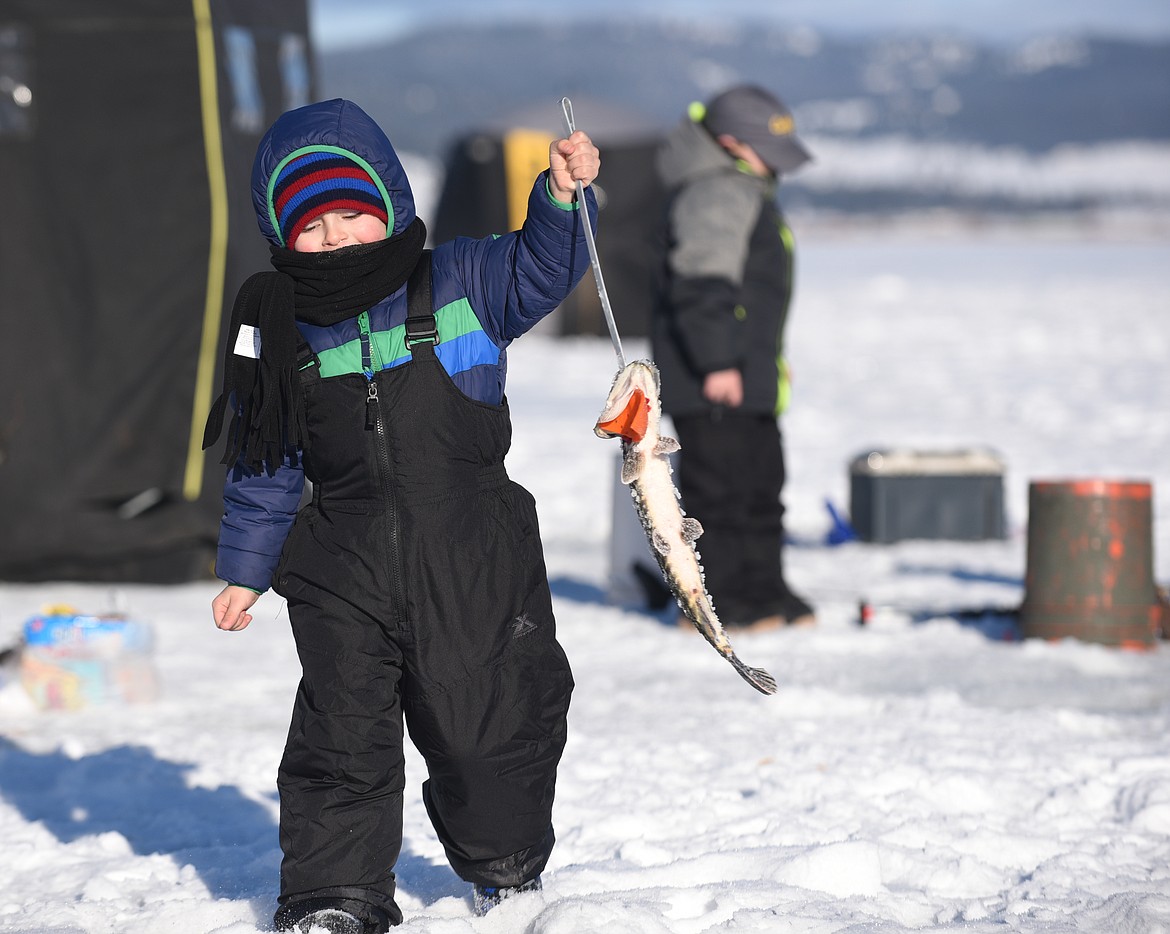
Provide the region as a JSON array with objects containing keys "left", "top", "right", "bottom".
[
  {"left": 620, "top": 445, "right": 641, "bottom": 485},
  {"left": 651, "top": 529, "right": 671, "bottom": 556},
  {"left": 656, "top": 435, "right": 680, "bottom": 455},
  {"left": 681, "top": 517, "right": 703, "bottom": 543}
]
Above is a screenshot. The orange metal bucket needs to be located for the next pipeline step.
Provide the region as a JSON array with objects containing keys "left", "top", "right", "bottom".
[{"left": 1019, "top": 479, "right": 1161, "bottom": 648}]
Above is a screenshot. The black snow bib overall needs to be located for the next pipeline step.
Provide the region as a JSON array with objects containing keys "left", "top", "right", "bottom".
[{"left": 272, "top": 254, "right": 574, "bottom": 924}]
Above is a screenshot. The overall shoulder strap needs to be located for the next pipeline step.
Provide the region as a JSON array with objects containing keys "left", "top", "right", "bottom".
[
  {"left": 296, "top": 331, "right": 319, "bottom": 372},
  {"left": 404, "top": 249, "right": 436, "bottom": 349}
]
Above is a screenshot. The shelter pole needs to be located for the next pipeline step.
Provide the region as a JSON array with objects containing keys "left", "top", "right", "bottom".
[
  {"left": 184, "top": 0, "right": 230, "bottom": 501},
  {"left": 560, "top": 97, "right": 625, "bottom": 369}
]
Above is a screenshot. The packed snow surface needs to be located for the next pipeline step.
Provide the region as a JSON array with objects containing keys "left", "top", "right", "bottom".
[{"left": 1, "top": 233, "right": 1168, "bottom": 933}]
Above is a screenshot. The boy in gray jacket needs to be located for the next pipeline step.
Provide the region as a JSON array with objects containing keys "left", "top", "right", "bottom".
[{"left": 652, "top": 84, "right": 814, "bottom": 630}]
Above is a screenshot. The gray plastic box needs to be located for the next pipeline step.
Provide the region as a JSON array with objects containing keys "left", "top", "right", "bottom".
[{"left": 849, "top": 448, "right": 1006, "bottom": 543}]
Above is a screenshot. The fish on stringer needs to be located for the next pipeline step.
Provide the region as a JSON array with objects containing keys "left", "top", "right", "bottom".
[{"left": 594, "top": 360, "right": 777, "bottom": 696}]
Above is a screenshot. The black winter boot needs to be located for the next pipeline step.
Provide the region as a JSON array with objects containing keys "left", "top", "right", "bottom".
[
  {"left": 274, "top": 897, "right": 394, "bottom": 934},
  {"left": 472, "top": 876, "right": 543, "bottom": 916},
  {"left": 287, "top": 908, "right": 363, "bottom": 934}
]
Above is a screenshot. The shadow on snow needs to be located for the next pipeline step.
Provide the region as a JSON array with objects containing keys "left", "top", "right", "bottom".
[{"left": 0, "top": 739, "right": 471, "bottom": 911}]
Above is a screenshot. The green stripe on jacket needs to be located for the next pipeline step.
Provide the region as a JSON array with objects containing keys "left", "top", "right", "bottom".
[{"left": 314, "top": 298, "right": 486, "bottom": 378}]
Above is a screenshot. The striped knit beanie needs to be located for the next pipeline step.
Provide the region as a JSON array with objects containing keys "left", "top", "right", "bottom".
[{"left": 270, "top": 149, "right": 389, "bottom": 246}]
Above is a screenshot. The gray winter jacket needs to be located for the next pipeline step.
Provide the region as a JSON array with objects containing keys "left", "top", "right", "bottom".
[{"left": 652, "top": 116, "right": 795, "bottom": 418}]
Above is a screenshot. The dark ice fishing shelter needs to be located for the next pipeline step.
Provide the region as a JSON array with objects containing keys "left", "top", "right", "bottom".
[
  {"left": 0, "top": 0, "right": 313, "bottom": 582},
  {"left": 432, "top": 95, "right": 667, "bottom": 338}
]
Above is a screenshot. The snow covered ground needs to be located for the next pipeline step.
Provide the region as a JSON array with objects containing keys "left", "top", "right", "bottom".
[
  {"left": 1, "top": 231, "right": 1168, "bottom": 933},
  {"left": 793, "top": 138, "right": 1170, "bottom": 211}
]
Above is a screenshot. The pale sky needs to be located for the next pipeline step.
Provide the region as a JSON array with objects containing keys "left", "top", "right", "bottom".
[{"left": 311, "top": 0, "right": 1170, "bottom": 49}]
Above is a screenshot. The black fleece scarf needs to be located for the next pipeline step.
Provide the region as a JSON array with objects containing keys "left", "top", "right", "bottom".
[{"left": 203, "top": 217, "right": 427, "bottom": 475}]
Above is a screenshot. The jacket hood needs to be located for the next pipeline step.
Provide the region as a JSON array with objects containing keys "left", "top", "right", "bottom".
[
  {"left": 251, "top": 98, "right": 416, "bottom": 246},
  {"left": 656, "top": 117, "right": 738, "bottom": 190}
]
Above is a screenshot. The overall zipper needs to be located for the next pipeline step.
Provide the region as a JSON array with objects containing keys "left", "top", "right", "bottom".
[{"left": 361, "top": 313, "right": 407, "bottom": 619}]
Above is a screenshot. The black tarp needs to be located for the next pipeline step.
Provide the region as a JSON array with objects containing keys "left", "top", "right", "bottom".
[
  {"left": 0, "top": 0, "right": 313, "bottom": 582},
  {"left": 432, "top": 96, "right": 667, "bottom": 337}
]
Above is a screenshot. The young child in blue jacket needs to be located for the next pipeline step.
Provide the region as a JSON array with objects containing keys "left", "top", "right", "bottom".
[{"left": 202, "top": 98, "right": 599, "bottom": 934}]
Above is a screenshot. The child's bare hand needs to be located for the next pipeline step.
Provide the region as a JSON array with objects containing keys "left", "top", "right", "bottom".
[
  {"left": 212, "top": 584, "right": 260, "bottom": 632},
  {"left": 548, "top": 131, "right": 600, "bottom": 203}
]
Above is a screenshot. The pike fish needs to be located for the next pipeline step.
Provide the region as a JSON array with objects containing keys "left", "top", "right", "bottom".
[{"left": 594, "top": 360, "right": 778, "bottom": 695}]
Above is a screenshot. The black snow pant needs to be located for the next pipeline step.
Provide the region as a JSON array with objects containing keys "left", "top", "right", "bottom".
[
  {"left": 271, "top": 299, "right": 573, "bottom": 928},
  {"left": 672, "top": 409, "right": 791, "bottom": 624}
]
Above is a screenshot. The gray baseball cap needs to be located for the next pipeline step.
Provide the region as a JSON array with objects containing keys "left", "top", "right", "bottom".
[{"left": 701, "top": 84, "right": 811, "bottom": 175}]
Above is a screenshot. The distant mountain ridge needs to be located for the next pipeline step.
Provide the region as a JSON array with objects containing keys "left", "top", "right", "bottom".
[
  {"left": 317, "top": 20, "right": 1170, "bottom": 218},
  {"left": 318, "top": 20, "right": 1170, "bottom": 159}
]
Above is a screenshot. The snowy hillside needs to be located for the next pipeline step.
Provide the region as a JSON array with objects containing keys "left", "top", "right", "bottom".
[{"left": 1, "top": 233, "right": 1168, "bottom": 933}]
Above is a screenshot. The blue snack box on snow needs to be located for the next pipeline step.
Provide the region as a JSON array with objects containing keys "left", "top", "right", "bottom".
[{"left": 20, "top": 611, "right": 158, "bottom": 709}]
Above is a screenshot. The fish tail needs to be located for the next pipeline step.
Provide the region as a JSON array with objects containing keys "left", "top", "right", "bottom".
[
  {"left": 683, "top": 592, "right": 778, "bottom": 695},
  {"left": 729, "top": 656, "right": 778, "bottom": 695}
]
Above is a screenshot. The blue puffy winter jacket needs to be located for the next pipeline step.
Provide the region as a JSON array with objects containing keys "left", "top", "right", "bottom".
[{"left": 216, "top": 99, "right": 596, "bottom": 591}]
